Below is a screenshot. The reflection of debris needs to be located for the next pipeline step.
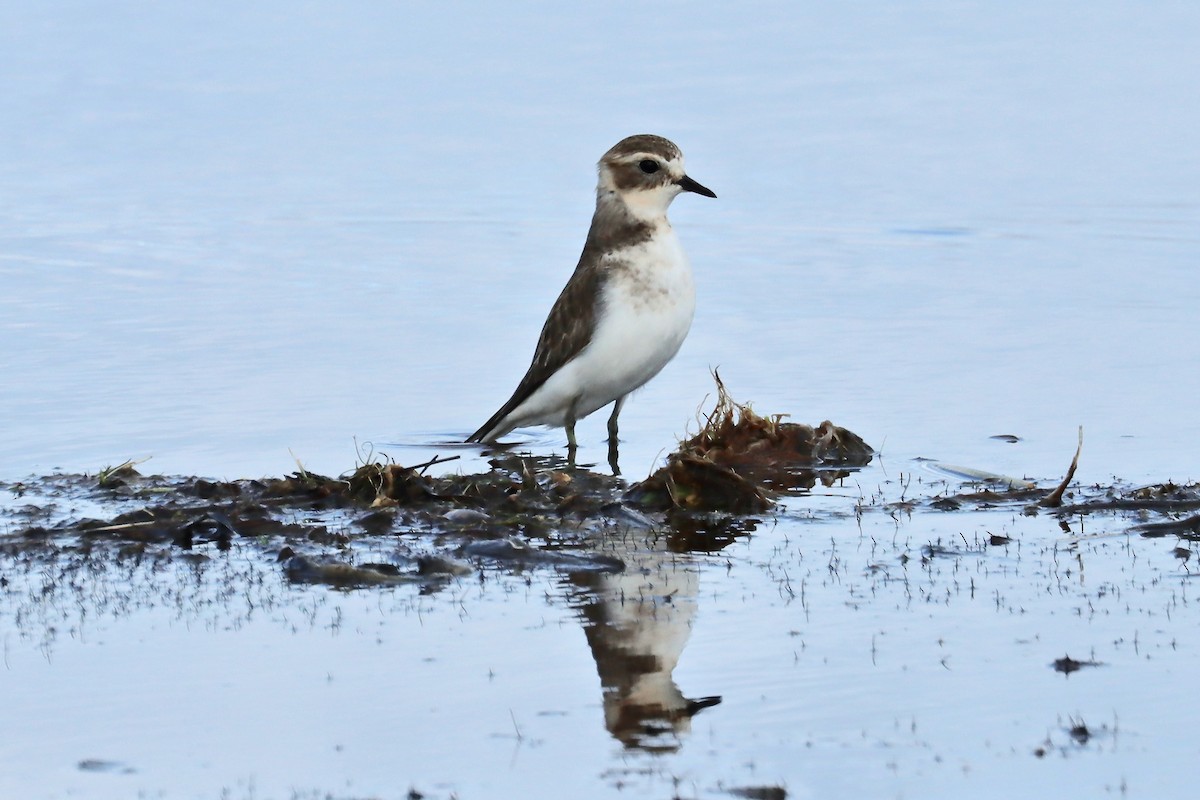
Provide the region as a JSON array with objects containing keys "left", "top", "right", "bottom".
[
  {"left": 667, "top": 514, "right": 759, "bottom": 552},
  {"left": 461, "top": 536, "right": 624, "bottom": 573},
  {"left": 282, "top": 551, "right": 473, "bottom": 588},
  {"left": 922, "top": 543, "right": 962, "bottom": 559},
  {"left": 1058, "top": 482, "right": 1200, "bottom": 516},
  {"left": 924, "top": 462, "right": 1036, "bottom": 490},
  {"left": 727, "top": 787, "right": 787, "bottom": 800},
  {"left": 284, "top": 555, "right": 423, "bottom": 588},
  {"left": 1033, "top": 714, "right": 1114, "bottom": 757},
  {"left": 1052, "top": 654, "right": 1103, "bottom": 675},
  {"left": 77, "top": 759, "right": 135, "bottom": 774},
  {"left": 922, "top": 484, "right": 1043, "bottom": 509},
  {"left": 628, "top": 373, "right": 872, "bottom": 512},
  {"left": 1135, "top": 514, "right": 1200, "bottom": 540}
]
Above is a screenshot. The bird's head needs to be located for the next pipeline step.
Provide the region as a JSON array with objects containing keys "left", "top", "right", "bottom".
[{"left": 597, "top": 134, "right": 716, "bottom": 221}]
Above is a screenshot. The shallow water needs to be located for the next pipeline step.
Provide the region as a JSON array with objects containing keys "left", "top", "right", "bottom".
[
  {"left": 3, "top": 2, "right": 1198, "bottom": 485},
  {"left": 3, "top": 469, "right": 1196, "bottom": 799},
  {"left": 2, "top": 2, "right": 1199, "bottom": 798}
]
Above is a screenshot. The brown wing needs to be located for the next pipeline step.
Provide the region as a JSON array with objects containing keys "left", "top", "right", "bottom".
[{"left": 467, "top": 262, "right": 604, "bottom": 442}]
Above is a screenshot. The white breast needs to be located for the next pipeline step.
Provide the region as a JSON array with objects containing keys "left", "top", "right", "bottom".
[
  {"left": 562, "top": 224, "right": 696, "bottom": 419},
  {"left": 493, "top": 224, "right": 695, "bottom": 433}
]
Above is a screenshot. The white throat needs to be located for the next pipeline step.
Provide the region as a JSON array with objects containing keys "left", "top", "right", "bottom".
[{"left": 615, "top": 185, "right": 682, "bottom": 223}]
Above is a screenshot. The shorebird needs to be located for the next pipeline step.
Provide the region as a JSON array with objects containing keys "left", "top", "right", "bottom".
[{"left": 467, "top": 134, "right": 715, "bottom": 454}]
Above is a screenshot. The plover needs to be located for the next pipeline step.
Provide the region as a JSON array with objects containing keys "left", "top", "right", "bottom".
[{"left": 467, "top": 134, "right": 715, "bottom": 451}]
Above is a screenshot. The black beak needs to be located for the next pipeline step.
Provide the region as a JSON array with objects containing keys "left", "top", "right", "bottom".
[{"left": 677, "top": 174, "right": 717, "bottom": 198}]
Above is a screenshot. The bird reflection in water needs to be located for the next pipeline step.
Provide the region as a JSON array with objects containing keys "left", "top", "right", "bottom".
[{"left": 566, "top": 544, "right": 722, "bottom": 753}]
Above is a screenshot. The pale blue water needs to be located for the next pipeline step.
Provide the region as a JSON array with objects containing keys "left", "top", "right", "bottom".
[
  {"left": 3, "top": 1, "right": 1197, "bottom": 485},
  {"left": 2, "top": 2, "right": 1198, "bottom": 798}
]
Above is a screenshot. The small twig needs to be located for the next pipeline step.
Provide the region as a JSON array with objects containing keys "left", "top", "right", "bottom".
[
  {"left": 509, "top": 709, "right": 524, "bottom": 742},
  {"left": 96, "top": 456, "right": 151, "bottom": 487},
  {"left": 81, "top": 520, "right": 157, "bottom": 533},
  {"left": 411, "top": 454, "right": 461, "bottom": 475},
  {"left": 288, "top": 449, "right": 309, "bottom": 481},
  {"left": 1040, "top": 426, "right": 1084, "bottom": 508}
]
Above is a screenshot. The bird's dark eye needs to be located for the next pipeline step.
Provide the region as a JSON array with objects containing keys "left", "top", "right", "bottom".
[{"left": 638, "top": 159, "right": 660, "bottom": 174}]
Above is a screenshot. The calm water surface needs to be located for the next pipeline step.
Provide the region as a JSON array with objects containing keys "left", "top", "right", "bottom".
[{"left": 2, "top": 2, "right": 1198, "bottom": 798}]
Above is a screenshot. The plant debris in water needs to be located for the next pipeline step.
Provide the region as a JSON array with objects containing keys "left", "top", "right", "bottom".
[
  {"left": 1052, "top": 654, "right": 1104, "bottom": 675},
  {"left": 726, "top": 786, "right": 788, "bottom": 800},
  {"left": 4, "top": 380, "right": 1200, "bottom": 592},
  {"left": 626, "top": 372, "right": 874, "bottom": 512},
  {"left": 2, "top": 454, "right": 642, "bottom": 588}
]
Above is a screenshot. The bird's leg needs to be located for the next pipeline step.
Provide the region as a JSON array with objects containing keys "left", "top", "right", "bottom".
[
  {"left": 605, "top": 396, "right": 625, "bottom": 474},
  {"left": 565, "top": 420, "right": 578, "bottom": 470},
  {"left": 565, "top": 399, "right": 580, "bottom": 470},
  {"left": 564, "top": 396, "right": 583, "bottom": 458},
  {"left": 606, "top": 396, "right": 626, "bottom": 442}
]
